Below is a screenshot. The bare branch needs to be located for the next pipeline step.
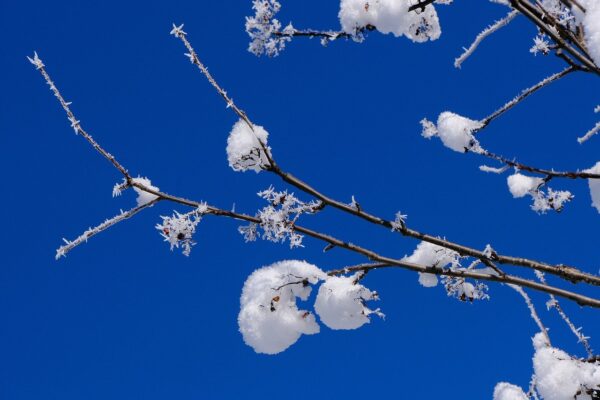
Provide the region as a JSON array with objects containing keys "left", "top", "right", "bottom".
[{"left": 508, "top": 283, "right": 552, "bottom": 345}]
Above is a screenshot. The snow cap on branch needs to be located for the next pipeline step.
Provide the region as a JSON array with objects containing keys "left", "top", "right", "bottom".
[
  {"left": 227, "top": 119, "right": 271, "bottom": 173},
  {"left": 314, "top": 274, "right": 383, "bottom": 330},
  {"left": 338, "top": 0, "right": 441, "bottom": 42},
  {"left": 132, "top": 177, "right": 160, "bottom": 206},
  {"left": 404, "top": 241, "right": 460, "bottom": 288},
  {"left": 421, "top": 112, "right": 483, "bottom": 153},
  {"left": 238, "top": 260, "right": 326, "bottom": 355},
  {"left": 507, "top": 173, "right": 544, "bottom": 198},
  {"left": 585, "top": 161, "right": 600, "bottom": 213}
]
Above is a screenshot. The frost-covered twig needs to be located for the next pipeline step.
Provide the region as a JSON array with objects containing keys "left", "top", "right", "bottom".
[
  {"left": 170, "top": 24, "right": 274, "bottom": 167},
  {"left": 477, "top": 65, "right": 575, "bottom": 131},
  {"left": 508, "top": 283, "right": 551, "bottom": 345},
  {"left": 28, "top": 52, "right": 132, "bottom": 181},
  {"left": 454, "top": 10, "right": 519, "bottom": 69},
  {"left": 55, "top": 198, "right": 160, "bottom": 259},
  {"left": 577, "top": 121, "right": 600, "bottom": 144},
  {"left": 536, "top": 271, "right": 594, "bottom": 357}
]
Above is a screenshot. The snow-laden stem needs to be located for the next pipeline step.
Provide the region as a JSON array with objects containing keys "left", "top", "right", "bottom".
[
  {"left": 454, "top": 10, "right": 519, "bottom": 69},
  {"left": 173, "top": 30, "right": 600, "bottom": 288}
]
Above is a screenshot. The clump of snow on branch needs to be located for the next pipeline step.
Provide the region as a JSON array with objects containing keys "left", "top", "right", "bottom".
[
  {"left": 246, "top": 0, "right": 292, "bottom": 57},
  {"left": 238, "top": 260, "right": 326, "bottom": 354},
  {"left": 132, "top": 177, "right": 160, "bottom": 206},
  {"left": 227, "top": 119, "right": 271, "bottom": 173},
  {"left": 239, "top": 187, "right": 321, "bottom": 248},
  {"left": 532, "top": 332, "right": 600, "bottom": 400},
  {"left": 338, "top": 0, "right": 441, "bottom": 42},
  {"left": 493, "top": 382, "right": 529, "bottom": 400},
  {"left": 507, "top": 173, "right": 544, "bottom": 198},
  {"left": 314, "top": 274, "right": 383, "bottom": 330},
  {"left": 507, "top": 173, "right": 573, "bottom": 213},
  {"left": 404, "top": 241, "right": 460, "bottom": 288},
  {"left": 585, "top": 161, "right": 600, "bottom": 213},
  {"left": 421, "top": 112, "right": 483, "bottom": 153},
  {"left": 156, "top": 204, "right": 208, "bottom": 256}
]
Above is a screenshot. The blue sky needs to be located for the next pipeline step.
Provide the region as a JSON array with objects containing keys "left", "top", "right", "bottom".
[{"left": 1, "top": 1, "right": 599, "bottom": 399}]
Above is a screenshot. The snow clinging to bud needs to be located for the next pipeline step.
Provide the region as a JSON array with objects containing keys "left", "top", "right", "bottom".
[{"left": 226, "top": 119, "right": 271, "bottom": 173}]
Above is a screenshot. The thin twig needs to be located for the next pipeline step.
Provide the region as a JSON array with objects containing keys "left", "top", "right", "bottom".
[
  {"left": 454, "top": 10, "right": 519, "bottom": 69},
  {"left": 55, "top": 198, "right": 160, "bottom": 259},
  {"left": 508, "top": 283, "right": 552, "bottom": 345},
  {"left": 477, "top": 65, "right": 576, "bottom": 130},
  {"left": 28, "top": 53, "right": 132, "bottom": 181}
]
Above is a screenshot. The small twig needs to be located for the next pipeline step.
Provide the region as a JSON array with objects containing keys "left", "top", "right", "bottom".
[
  {"left": 28, "top": 52, "right": 132, "bottom": 181},
  {"left": 508, "top": 284, "right": 552, "bottom": 345},
  {"left": 477, "top": 66, "right": 576, "bottom": 131},
  {"left": 55, "top": 198, "right": 160, "bottom": 259},
  {"left": 536, "top": 271, "right": 594, "bottom": 357},
  {"left": 454, "top": 10, "right": 519, "bottom": 69}
]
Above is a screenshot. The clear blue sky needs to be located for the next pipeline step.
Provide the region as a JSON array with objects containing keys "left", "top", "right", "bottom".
[{"left": 1, "top": 1, "right": 599, "bottom": 399}]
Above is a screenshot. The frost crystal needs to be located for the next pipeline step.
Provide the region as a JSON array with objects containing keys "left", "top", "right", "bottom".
[
  {"left": 156, "top": 204, "right": 208, "bottom": 256},
  {"left": 530, "top": 35, "right": 551, "bottom": 55},
  {"left": 238, "top": 260, "right": 327, "bottom": 355},
  {"left": 245, "top": 0, "right": 291, "bottom": 57},
  {"left": 339, "top": 0, "right": 441, "bottom": 42},
  {"left": 243, "top": 187, "right": 320, "bottom": 248},
  {"left": 442, "top": 276, "right": 489, "bottom": 302},
  {"left": 314, "top": 274, "right": 383, "bottom": 330},
  {"left": 27, "top": 52, "right": 45, "bottom": 70},
  {"left": 132, "top": 177, "right": 160, "bottom": 206},
  {"left": 585, "top": 161, "right": 600, "bottom": 213},
  {"left": 226, "top": 119, "right": 271, "bottom": 173},
  {"left": 390, "top": 211, "right": 407, "bottom": 232},
  {"left": 404, "top": 241, "right": 460, "bottom": 288},
  {"left": 423, "top": 112, "right": 483, "bottom": 153}
]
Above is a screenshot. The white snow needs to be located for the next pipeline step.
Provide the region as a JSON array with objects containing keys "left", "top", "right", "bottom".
[
  {"left": 493, "top": 382, "right": 528, "bottom": 400},
  {"left": 238, "top": 260, "right": 326, "bottom": 355},
  {"left": 507, "top": 173, "right": 543, "bottom": 198},
  {"left": 314, "top": 274, "right": 382, "bottom": 330},
  {"left": 226, "top": 119, "right": 271, "bottom": 173},
  {"left": 585, "top": 161, "right": 600, "bottom": 213},
  {"left": 582, "top": 0, "right": 600, "bottom": 67},
  {"left": 338, "top": 0, "right": 441, "bottom": 42},
  {"left": 132, "top": 177, "right": 160, "bottom": 206},
  {"left": 404, "top": 241, "right": 460, "bottom": 288},
  {"left": 532, "top": 332, "right": 600, "bottom": 400},
  {"left": 423, "top": 112, "right": 483, "bottom": 153}
]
